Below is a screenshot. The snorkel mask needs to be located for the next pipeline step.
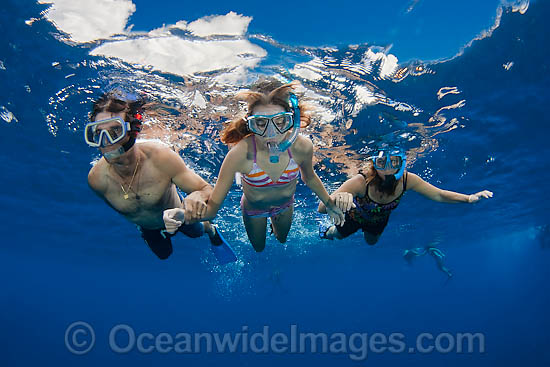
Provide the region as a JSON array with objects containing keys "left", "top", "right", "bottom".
[
  {"left": 246, "top": 93, "right": 301, "bottom": 164},
  {"left": 85, "top": 91, "right": 144, "bottom": 160},
  {"left": 84, "top": 113, "right": 142, "bottom": 160},
  {"left": 370, "top": 149, "right": 407, "bottom": 180},
  {"left": 84, "top": 117, "right": 131, "bottom": 148}
]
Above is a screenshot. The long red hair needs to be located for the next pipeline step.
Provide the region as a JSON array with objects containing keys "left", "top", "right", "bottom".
[{"left": 220, "top": 80, "right": 312, "bottom": 145}]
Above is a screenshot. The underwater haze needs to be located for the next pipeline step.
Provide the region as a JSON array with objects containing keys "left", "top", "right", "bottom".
[{"left": 1, "top": 0, "right": 549, "bottom": 366}]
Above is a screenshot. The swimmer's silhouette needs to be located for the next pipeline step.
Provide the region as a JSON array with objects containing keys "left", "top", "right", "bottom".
[{"left": 403, "top": 239, "right": 453, "bottom": 279}]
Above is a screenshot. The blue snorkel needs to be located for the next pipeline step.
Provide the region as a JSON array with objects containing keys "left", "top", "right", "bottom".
[
  {"left": 267, "top": 93, "right": 301, "bottom": 163},
  {"left": 393, "top": 152, "right": 406, "bottom": 180}
]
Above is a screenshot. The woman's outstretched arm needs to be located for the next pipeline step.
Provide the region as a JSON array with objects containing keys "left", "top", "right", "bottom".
[{"left": 406, "top": 172, "right": 493, "bottom": 203}]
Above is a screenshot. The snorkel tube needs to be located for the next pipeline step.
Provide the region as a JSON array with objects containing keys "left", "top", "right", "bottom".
[
  {"left": 267, "top": 93, "right": 301, "bottom": 163},
  {"left": 393, "top": 151, "right": 406, "bottom": 180}
]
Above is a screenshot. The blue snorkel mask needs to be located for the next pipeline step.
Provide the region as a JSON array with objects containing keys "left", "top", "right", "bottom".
[
  {"left": 246, "top": 92, "right": 300, "bottom": 164},
  {"left": 370, "top": 150, "right": 407, "bottom": 180}
]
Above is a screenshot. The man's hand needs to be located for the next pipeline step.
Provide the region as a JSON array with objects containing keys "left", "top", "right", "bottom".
[
  {"left": 332, "top": 192, "right": 356, "bottom": 213},
  {"left": 163, "top": 208, "right": 185, "bottom": 234},
  {"left": 183, "top": 192, "right": 207, "bottom": 224},
  {"left": 468, "top": 190, "right": 493, "bottom": 203}
]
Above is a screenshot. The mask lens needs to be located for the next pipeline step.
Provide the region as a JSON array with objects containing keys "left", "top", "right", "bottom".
[
  {"left": 249, "top": 117, "right": 269, "bottom": 135},
  {"left": 255, "top": 118, "right": 269, "bottom": 129},
  {"left": 390, "top": 156, "right": 402, "bottom": 169},
  {"left": 84, "top": 117, "right": 127, "bottom": 147},
  {"left": 107, "top": 125, "right": 124, "bottom": 140},
  {"left": 374, "top": 156, "right": 387, "bottom": 169},
  {"left": 96, "top": 124, "right": 123, "bottom": 145},
  {"left": 87, "top": 125, "right": 100, "bottom": 144},
  {"left": 272, "top": 114, "right": 293, "bottom": 133}
]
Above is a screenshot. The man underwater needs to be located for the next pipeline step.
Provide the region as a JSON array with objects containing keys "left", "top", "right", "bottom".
[{"left": 85, "top": 91, "right": 236, "bottom": 263}]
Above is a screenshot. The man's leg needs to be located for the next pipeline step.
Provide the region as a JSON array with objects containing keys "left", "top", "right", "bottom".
[
  {"left": 177, "top": 221, "right": 205, "bottom": 238},
  {"left": 139, "top": 227, "right": 174, "bottom": 260}
]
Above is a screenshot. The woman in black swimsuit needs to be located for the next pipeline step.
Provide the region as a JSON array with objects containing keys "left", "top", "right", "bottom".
[{"left": 318, "top": 150, "right": 493, "bottom": 245}]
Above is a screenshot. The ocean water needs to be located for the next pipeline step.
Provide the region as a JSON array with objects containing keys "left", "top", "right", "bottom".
[{"left": 1, "top": 0, "right": 549, "bottom": 366}]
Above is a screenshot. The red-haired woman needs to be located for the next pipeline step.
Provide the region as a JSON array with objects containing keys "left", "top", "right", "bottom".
[{"left": 164, "top": 80, "right": 344, "bottom": 252}]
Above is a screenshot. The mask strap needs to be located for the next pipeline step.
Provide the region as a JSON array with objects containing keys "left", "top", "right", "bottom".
[{"left": 122, "top": 136, "right": 136, "bottom": 152}]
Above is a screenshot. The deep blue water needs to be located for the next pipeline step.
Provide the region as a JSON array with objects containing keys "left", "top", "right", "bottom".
[{"left": 1, "top": 0, "right": 549, "bottom": 366}]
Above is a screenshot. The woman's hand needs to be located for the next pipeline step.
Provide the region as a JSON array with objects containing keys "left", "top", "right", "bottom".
[
  {"left": 163, "top": 208, "right": 186, "bottom": 234},
  {"left": 183, "top": 193, "right": 207, "bottom": 224},
  {"left": 468, "top": 190, "right": 494, "bottom": 203},
  {"left": 332, "top": 192, "right": 356, "bottom": 213},
  {"left": 326, "top": 198, "right": 346, "bottom": 226}
]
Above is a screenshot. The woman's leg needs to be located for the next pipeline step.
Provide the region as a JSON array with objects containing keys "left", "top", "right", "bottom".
[
  {"left": 322, "top": 212, "right": 359, "bottom": 240},
  {"left": 362, "top": 217, "right": 388, "bottom": 245},
  {"left": 363, "top": 231, "right": 382, "bottom": 245},
  {"left": 271, "top": 206, "right": 294, "bottom": 243},
  {"left": 242, "top": 214, "right": 268, "bottom": 252}
]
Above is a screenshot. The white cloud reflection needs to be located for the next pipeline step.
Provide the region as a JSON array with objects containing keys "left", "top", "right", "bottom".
[
  {"left": 364, "top": 49, "right": 398, "bottom": 79},
  {"left": 186, "top": 12, "right": 252, "bottom": 37},
  {"left": 38, "top": 1, "right": 264, "bottom": 81},
  {"left": 90, "top": 37, "right": 266, "bottom": 77},
  {"left": 39, "top": 0, "right": 136, "bottom": 43}
]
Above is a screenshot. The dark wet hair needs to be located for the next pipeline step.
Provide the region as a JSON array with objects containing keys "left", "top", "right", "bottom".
[
  {"left": 90, "top": 91, "right": 145, "bottom": 137},
  {"left": 359, "top": 161, "right": 400, "bottom": 196}
]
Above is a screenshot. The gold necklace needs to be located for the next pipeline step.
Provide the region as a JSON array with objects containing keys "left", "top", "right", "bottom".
[{"left": 120, "top": 156, "right": 140, "bottom": 200}]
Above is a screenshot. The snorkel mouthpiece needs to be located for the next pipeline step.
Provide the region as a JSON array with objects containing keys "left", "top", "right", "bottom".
[
  {"left": 267, "top": 142, "right": 280, "bottom": 163},
  {"left": 103, "top": 146, "right": 126, "bottom": 160}
]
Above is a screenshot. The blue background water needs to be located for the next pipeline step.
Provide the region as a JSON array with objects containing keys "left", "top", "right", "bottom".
[{"left": 1, "top": 0, "right": 549, "bottom": 366}]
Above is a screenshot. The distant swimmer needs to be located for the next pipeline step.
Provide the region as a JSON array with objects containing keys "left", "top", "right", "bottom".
[
  {"left": 319, "top": 149, "right": 493, "bottom": 245},
  {"left": 403, "top": 244, "right": 453, "bottom": 278},
  {"left": 164, "top": 80, "right": 344, "bottom": 252},
  {"left": 85, "top": 91, "right": 236, "bottom": 263}
]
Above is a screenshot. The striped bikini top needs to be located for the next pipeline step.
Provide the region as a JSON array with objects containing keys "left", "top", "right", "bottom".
[{"left": 241, "top": 136, "right": 300, "bottom": 188}]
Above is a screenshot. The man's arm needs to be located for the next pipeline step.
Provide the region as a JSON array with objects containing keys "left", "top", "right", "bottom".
[
  {"left": 163, "top": 144, "right": 243, "bottom": 233},
  {"left": 154, "top": 147, "right": 213, "bottom": 222},
  {"left": 88, "top": 164, "right": 107, "bottom": 198},
  {"left": 87, "top": 164, "right": 118, "bottom": 211}
]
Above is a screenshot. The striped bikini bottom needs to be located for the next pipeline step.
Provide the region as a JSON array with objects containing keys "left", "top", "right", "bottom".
[{"left": 240, "top": 195, "right": 295, "bottom": 218}]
